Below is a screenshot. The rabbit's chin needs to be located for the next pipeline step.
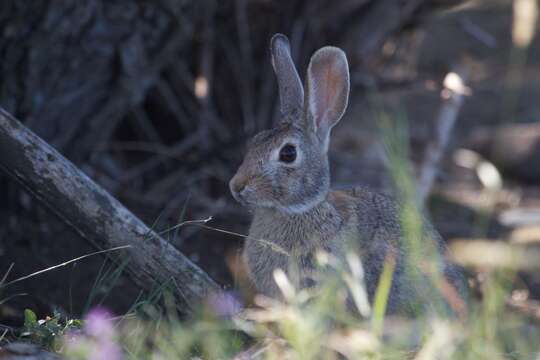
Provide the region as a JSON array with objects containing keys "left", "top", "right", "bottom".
[
  {"left": 246, "top": 192, "right": 328, "bottom": 214},
  {"left": 234, "top": 195, "right": 274, "bottom": 210},
  {"left": 237, "top": 188, "right": 328, "bottom": 214},
  {"left": 276, "top": 192, "right": 328, "bottom": 214}
]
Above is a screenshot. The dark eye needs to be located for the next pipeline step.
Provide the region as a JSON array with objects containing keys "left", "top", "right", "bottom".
[{"left": 279, "top": 144, "right": 296, "bottom": 163}]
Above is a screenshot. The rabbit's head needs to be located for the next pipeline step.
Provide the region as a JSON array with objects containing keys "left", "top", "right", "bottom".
[{"left": 230, "top": 34, "right": 349, "bottom": 214}]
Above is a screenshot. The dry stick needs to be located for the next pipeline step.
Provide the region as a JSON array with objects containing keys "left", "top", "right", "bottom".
[
  {"left": 156, "top": 79, "right": 192, "bottom": 131},
  {"left": 94, "top": 141, "right": 178, "bottom": 156},
  {"left": 117, "top": 128, "right": 204, "bottom": 183},
  {"left": 196, "top": 0, "right": 216, "bottom": 148},
  {"left": 235, "top": 0, "right": 256, "bottom": 134},
  {"left": 0, "top": 263, "right": 14, "bottom": 286},
  {"left": 417, "top": 67, "right": 470, "bottom": 204},
  {"left": 131, "top": 106, "right": 165, "bottom": 144},
  {"left": 0, "top": 108, "right": 220, "bottom": 313}
]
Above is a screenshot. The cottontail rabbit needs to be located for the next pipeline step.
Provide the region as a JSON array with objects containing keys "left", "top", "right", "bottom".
[{"left": 229, "top": 34, "right": 466, "bottom": 315}]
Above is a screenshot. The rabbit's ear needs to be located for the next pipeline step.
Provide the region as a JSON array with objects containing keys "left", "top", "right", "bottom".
[
  {"left": 305, "top": 46, "right": 349, "bottom": 151},
  {"left": 270, "top": 33, "right": 304, "bottom": 123}
]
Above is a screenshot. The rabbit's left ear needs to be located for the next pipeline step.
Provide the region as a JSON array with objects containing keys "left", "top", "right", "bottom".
[
  {"left": 270, "top": 34, "right": 304, "bottom": 123},
  {"left": 305, "top": 46, "right": 349, "bottom": 151}
]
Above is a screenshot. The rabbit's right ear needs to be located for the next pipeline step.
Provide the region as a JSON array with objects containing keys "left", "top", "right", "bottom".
[
  {"left": 305, "top": 46, "right": 349, "bottom": 152},
  {"left": 270, "top": 34, "right": 304, "bottom": 123}
]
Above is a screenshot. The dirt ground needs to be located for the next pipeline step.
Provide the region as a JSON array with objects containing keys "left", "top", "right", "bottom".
[{"left": 1, "top": 0, "right": 540, "bottom": 327}]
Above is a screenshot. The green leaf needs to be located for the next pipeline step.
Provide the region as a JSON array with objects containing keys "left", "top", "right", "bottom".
[
  {"left": 371, "top": 253, "right": 396, "bottom": 338},
  {"left": 70, "top": 319, "right": 83, "bottom": 328},
  {"left": 24, "top": 309, "right": 38, "bottom": 328}
]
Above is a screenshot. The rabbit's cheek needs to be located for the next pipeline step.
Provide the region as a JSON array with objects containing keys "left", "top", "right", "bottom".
[
  {"left": 272, "top": 184, "right": 288, "bottom": 204},
  {"left": 274, "top": 166, "right": 296, "bottom": 187},
  {"left": 259, "top": 181, "right": 278, "bottom": 201}
]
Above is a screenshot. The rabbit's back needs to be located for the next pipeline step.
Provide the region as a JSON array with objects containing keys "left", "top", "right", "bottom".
[{"left": 342, "top": 186, "right": 467, "bottom": 314}]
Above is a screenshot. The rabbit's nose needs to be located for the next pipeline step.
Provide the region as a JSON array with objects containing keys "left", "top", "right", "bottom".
[{"left": 229, "top": 174, "right": 247, "bottom": 201}]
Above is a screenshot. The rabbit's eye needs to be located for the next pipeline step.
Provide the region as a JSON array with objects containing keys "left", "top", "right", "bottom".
[{"left": 279, "top": 144, "right": 296, "bottom": 163}]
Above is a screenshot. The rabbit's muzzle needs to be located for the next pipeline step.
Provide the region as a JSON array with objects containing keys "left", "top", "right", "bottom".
[{"left": 229, "top": 172, "right": 249, "bottom": 204}]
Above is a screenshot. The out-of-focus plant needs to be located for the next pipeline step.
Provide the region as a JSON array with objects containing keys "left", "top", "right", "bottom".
[
  {"left": 64, "top": 307, "right": 122, "bottom": 360},
  {"left": 20, "top": 309, "right": 81, "bottom": 352}
]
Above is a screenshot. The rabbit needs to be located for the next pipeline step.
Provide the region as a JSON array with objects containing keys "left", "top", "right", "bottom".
[{"left": 229, "top": 33, "right": 467, "bottom": 315}]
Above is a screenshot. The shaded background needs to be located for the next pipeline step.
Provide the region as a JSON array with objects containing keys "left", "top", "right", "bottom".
[{"left": 1, "top": 0, "right": 539, "bottom": 324}]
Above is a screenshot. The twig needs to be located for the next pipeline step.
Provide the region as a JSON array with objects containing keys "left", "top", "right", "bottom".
[
  {"left": 118, "top": 129, "right": 203, "bottom": 183},
  {"left": 235, "top": 0, "right": 256, "bottom": 134},
  {"left": 417, "top": 66, "right": 470, "bottom": 204},
  {"left": 146, "top": 166, "right": 210, "bottom": 199},
  {"left": 0, "top": 327, "right": 10, "bottom": 342},
  {"left": 459, "top": 17, "right": 497, "bottom": 48},
  {"left": 131, "top": 106, "right": 164, "bottom": 144},
  {"left": 168, "top": 222, "right": 290, "bottom": 257},
  {"left": 0, "top": 263, "right": 14, "bottom": 286},
  {"left": 94, "top": 141, "right": 181, "bottom": 156},
  {"left": 1, "top": 246, "right": 131, "bottom": 288},
  {"left": 167, "top": 62, "right": 208, "bottom": 126},
  {"left": 156, "top": 79, "right": 192, "bottom": 131},
  {"left": 0, "top": 293, "right": 28, "bottom": 306}
]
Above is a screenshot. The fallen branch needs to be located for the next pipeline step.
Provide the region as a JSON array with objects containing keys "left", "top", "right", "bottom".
[
  {"left": 0, "top": 342, "right": 61, "bottom": 360},
  {"left": 0, "top": 108, "right": 220, "bottom": 313}
]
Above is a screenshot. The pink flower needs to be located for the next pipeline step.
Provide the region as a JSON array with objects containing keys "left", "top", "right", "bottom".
[
  {"left": 88, "top": 340, "right": 122, "bottom": 360},
  {"left": 84, "top": 307, "right": 115, "bottom": 340},
  {"left": 206, "top": 291, "right": 243, "bottom": 317},
  {"left": 65, "top": 307, "right": 123, "bottom": 360}
]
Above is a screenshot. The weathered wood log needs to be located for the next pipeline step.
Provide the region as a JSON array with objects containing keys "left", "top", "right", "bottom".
[
  {"left": 0, "top": 342, "right": 61, "bottom": 360},
  {"left": 0, "top": 107, "right": 220, "bottom": 312}
]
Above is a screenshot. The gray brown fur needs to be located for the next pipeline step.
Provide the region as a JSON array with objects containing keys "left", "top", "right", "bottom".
[{"left": 230, "top": 34, "right": 466, "bottom": 314}]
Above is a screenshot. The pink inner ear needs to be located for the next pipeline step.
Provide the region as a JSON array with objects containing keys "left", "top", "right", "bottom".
[
  {"left": 321, "top": 60, "right": 341, "bottom": 128},
  {"left": 310, "top": 55, "right": 344, "bottom": 130}
]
